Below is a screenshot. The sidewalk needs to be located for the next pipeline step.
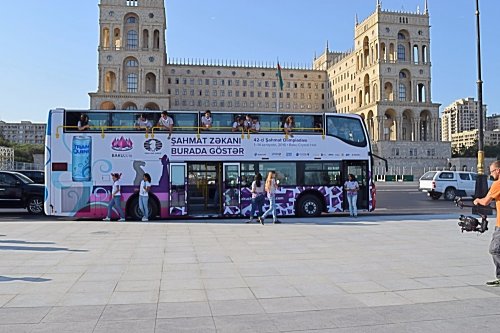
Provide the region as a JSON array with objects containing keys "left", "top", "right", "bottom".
[{"left": 0, "top": 215, "right": 499, "bottom": 332}]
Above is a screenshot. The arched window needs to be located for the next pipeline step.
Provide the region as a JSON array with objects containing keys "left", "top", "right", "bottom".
[
  {"left": 127, "top": 30, "right": 138, "bottom": 49},
  {"left": 142, "top": 29, "right": 149, "bottom": 49},
  {"left": 413, "top": 45, "right": 419, "bottom": 64},
  {"left": 126, "top": 59, "right": 138, "bottom": 67},
  {"left": 102, "top": 28, "right": 110, "bottom": 49},
  {"left": 397, "top": 44, "right": 406, "bottom": 61},
  {"left": 127, "top": 74, "right": 138, "bottom": 93},
  {"left": 422, "top": 45, "right": 428, "bottom": 63},
  {"left": 399, "top": 71, "right": 407, "bottom": 79},
  {"left": 126, "top": 17, "right": 136, "bottom": 24},
  {"left": 398, "top": 33, "right": 405, "bottom": 40},
  {"left": 418, "top": 84, "right": 426, "bottom": 102},
  {"left": 114, "top": 28, "right": 121, "bottom": 49},
  {"left": 153, "top": 30, "right": 160, "bottom": 49},
  {"left": 398, "top": 83, "right": 407, "bottom": 101}
]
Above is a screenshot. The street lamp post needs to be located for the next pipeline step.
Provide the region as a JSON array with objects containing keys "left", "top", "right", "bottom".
[{"left": 473, "top": 0, "right": 489, "bottom": 214}]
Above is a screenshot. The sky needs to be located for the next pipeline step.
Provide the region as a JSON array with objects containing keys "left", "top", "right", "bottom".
[{"left": 1, "top": 0, "right": 499, "bottom": 123}]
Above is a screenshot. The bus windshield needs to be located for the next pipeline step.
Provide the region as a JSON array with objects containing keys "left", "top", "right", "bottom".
[{"left": 326, "top": 116, "right": 367, "bottom": 147}]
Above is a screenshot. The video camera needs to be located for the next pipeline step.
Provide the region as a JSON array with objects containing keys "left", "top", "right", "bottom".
[{"left": 454, "top": 197, "right": 489, "bottom": 234}]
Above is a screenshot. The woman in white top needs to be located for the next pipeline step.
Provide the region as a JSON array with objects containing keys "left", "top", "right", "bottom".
[
  {"left": 283, "top": 116, "right": 295, "bottom": 138},
  {"left": 139, "top": 173, "right": 151, "bottom": 221},
  {"left": 103, "top": 173, "right": 125, "bottom": 222},
  {"left": 201, "top": 110, "right": 212, "bottom": 130},
  {"left": 158, "top": 111, "right": 174, "bottom": 139},
  {"left": 344, "top": 174, "right": 359, "bottom": 217},
  {"left": 247, "top": 173, "right": 264, "bottom": 223},
  {"left": 259, "top": 171, "right": 281, "bottom": 224}
]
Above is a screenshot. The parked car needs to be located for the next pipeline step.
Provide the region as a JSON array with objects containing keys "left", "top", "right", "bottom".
[
  {"left": 419, "top": 170, "right": 493, "bottom": 201},
  {"left": 0, "top": 171, "right": 45, "bottom": 214},
  {"left": 13, "top": 170, "right": 44, "bottom": 184}
]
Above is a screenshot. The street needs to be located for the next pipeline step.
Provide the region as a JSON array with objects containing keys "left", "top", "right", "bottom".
[{"left": 0, "top": 181, "right": 474, "bottom": 221}]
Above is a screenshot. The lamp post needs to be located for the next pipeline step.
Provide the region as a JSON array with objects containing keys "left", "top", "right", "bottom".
[{"left": 473, "top": 0, "right": 489, "bottom": 213}]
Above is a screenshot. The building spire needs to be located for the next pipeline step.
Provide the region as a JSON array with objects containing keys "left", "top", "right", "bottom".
[
  {"left": 326, "top": 40, "right": 329, "bottom": 53},
  {"left": 377, "top": 0, "right": 382, "bottom": 10},
  {"left": 424, "top": 0, "right": 428, "bottom": 14},
  {"left": 355, "top": 13, "right": 359, "bottom": 26}
]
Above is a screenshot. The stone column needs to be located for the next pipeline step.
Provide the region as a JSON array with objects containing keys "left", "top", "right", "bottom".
[
  {"left": 396, "top": 116, "right": 403, "bottom": 141},
  {"left": 376, "top": 116, "right": 384, "bottom": 141}
]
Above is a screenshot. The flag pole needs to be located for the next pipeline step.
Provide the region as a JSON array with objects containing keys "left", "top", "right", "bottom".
[{"left": 276, "top": 59, "right": 279, "bottom": 113}]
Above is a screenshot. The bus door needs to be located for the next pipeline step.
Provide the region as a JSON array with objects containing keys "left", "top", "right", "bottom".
[
  {"left": 222, "top": 163, "right": 240, "bottom": 215},
  {"left": 187, "top": 162, "right": 219, "bottom": 216},
  {"left": 169, "top": 163, "right": 188, "bottom": 216},
  {"left": 342, "top": 160, "right": 369, "bottom": 211}
]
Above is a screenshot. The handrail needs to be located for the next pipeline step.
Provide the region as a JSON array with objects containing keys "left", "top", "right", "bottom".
[{"left": 56, "top": 125, "right": 325, "bottom": 140}]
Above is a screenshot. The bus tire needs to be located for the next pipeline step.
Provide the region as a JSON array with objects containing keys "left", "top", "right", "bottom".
[
  {"left": 127, "top": 195, "right": 160, "bottom": 220},
  {"left": 297, "top": 194, "right": 323, "bottom": 217}
]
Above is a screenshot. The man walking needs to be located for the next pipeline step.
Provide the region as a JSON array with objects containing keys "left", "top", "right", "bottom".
[{"left": 474, "top": 161, "right": 500, "bottom": 286}]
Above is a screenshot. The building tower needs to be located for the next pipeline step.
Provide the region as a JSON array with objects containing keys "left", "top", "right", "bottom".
[{"left": 89, "top": 0, "right": 169, "bottom": 111}]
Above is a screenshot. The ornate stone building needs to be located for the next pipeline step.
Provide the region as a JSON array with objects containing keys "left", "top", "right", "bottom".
[{"left": 89, "top": 0, "right": 450, "bottom": 176}]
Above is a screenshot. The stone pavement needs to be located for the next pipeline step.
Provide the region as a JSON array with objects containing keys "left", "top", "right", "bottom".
[{"left": 0, "top": 214, "right": 500, "bottom": 332}]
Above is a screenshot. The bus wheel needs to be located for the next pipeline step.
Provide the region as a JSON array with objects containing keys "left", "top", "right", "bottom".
[
  {"left": 127, "top": 196, "right": 159, "bottom": 220},
  {"left": 297, "top": 194, "right": 322, "bottom": 217}
]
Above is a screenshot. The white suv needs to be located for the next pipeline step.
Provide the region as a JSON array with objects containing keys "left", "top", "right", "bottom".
[{"left": 419, "top": 171, "right": 492, "bottom": 201}]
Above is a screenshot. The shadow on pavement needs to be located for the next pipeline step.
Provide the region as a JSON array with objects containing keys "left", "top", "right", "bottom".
[
  {"left": 0, "top": 276, "right": 51, "bottom": 283},
  {"left": 0, "top": 240, "right": 55, "bottom": 245},
  {"left": 0, "top": 246, "right": 87, "bottom": 252}
]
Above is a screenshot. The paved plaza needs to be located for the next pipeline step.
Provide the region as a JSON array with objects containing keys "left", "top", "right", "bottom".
[{"left": 0, "top": 214, "right": 500, "bottom": 332}]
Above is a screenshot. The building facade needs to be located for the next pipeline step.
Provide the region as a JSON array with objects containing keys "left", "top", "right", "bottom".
[
  {"left": 89, "top": 0, "right": 448, "bottom": 175},
  {"left": 451, "top": 129, "right": 500, "bottom": 151},
  {"left": 486, "top": 114, "right": 500, "bottom": 131},
  {"left": 441, "top": 97, "right": 487, "bottom": 142},
  {"left": 0, "top": 121, "right": 46, "bottom": 145}
]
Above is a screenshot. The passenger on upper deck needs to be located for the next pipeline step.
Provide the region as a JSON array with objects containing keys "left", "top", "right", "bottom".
[
  {"left": 283, "top": 116, "right": 295, "bottom": 138},
  {"left": 244, "top": 115, "right": 253, "bottom": 130},
  {"left": 250, "top": 116, "right": 260, "bottom": 133},
  {"left": 157, "top": 110, "right": 173, "bottom": 139},
  {"left": 232, "top": 116, "right": 245, "bottom": 132},
  {"left": 77, "top": 113, "right": 90, "bottom": 131},
  {"left": 201, "top": 110, "right": 212, "bottom": 130},
  {"left": 135, "top": 114, "right": 152, "bottom": 130}
]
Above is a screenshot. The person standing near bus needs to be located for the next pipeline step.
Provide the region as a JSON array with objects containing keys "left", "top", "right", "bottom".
[
  {"left": 158, "top": 111, "right": 173, "bottom": 139},
  {"left": 344, "top": 174, "right": 359, "bottom": 217},
  {"left": 139, "top": 173, "right": 151, "bottom": 221},
  {"left": 258, "top": 171, "right": 281, "bottom": 225},
  {"left": 247, "top": 173, "right": 264, "bottom": 223},
  {"left": 103, "top": 173, "right": 125, "bottom": 222},
  {"left": 201, "top": 110, "right": 212, "bottom": 130}
]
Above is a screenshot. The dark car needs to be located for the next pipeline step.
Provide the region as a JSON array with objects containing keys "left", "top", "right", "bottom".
[
  {"left": 0, "top": 171, "right": 45, "bottom": 214},
  {"left": 13, "top": 170, "right": 44, "bottom": 184}
]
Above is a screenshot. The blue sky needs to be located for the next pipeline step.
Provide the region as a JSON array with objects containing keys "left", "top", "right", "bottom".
[{"left": 1, "top": 0, "right": 498, "bottom": 123}]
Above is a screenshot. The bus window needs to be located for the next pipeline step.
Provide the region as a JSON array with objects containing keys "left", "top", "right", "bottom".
[
  {"left": 211, "top": 113, "right": 233, "bottom": 131},
  {"left": 259, "top": 114, "right": 281, "bottom": 132},
  {"left": 326, "top": 116, "right": 367, "bottom": 147},
  {"left": 111, "top": 113, "right": 136, "bottom": 130},
  {"left": 85, "top": 112, "right": 109, "bottom": 129},
  {"left": 173, "top": 113, "right": 197, "bottom": 131},
  {"left": 293, "top": 115, "right": 314, "bottom": 132},
  {"left": 259, "top": 162, "right": 296, "bottom": 185},
  {"left": 303, "top": 162, "right": 341, "bottom": 186},
  {"left": 241, "top": 162, "right": 257, "bottom": 187}
]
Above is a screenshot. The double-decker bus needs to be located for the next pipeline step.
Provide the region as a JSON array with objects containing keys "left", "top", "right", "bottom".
[{"left": 44, "top": 109, "right": 376, "bottom": 220}]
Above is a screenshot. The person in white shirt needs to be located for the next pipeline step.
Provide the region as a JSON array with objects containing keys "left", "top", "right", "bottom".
[
  {"left": 139, "top": 173, "right": 151, "bottom": 221},
  {"left": 232, "top": 116, "right": 244, "bottom": 132},
  {"left": 250, "top": 116, "right": 261, "bottom": 133},
  {"left": 77, "top": 113, "right": 90, "bottom": 131},
  {"left": 157, "top": 111, "right": 174, "bottom": 139},
  {"left": 344, "top": 174, "right": 360, "bottom": 217},
  {"left": 247, "top": 173, "right": 264, "bottom": 223},
  {"left": 103, "top": 173, "right": 125, "bottom": 222},
  {"left": 283, "top": 116, "right": 295, "bottom": 138},
  {"left": 201, "top": 110, "right": 212, "bottom": 130},
  {"left": 135, "top": 114, "right": 152, "bottom": 130}
]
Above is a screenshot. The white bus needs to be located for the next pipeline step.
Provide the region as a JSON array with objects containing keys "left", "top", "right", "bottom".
[{"left": 44, "top": 109, "right": 377, "bottom": 220}]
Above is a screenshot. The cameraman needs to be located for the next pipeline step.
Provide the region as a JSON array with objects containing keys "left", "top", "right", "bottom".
[{"left": 474, "top": 161, "right": 500, "bottom": 286}]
